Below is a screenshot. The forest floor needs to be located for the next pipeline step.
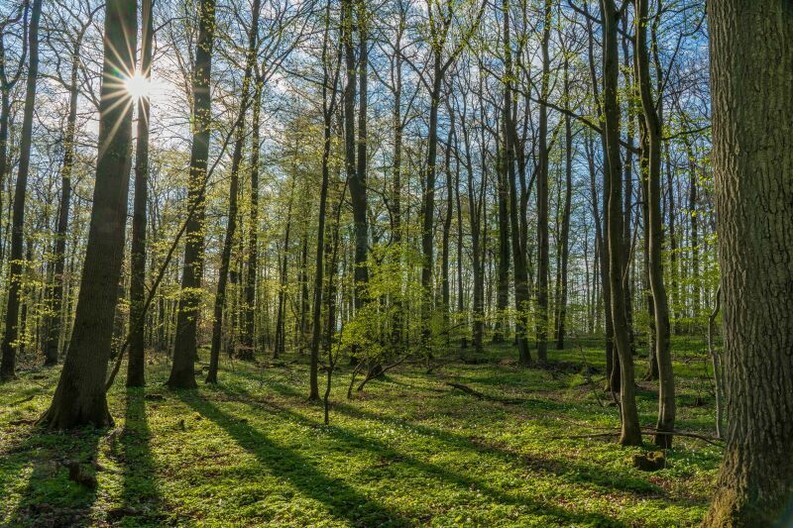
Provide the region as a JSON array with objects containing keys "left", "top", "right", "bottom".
[{"left": 0, "top": 338, "right": 722, "bottom": 527}]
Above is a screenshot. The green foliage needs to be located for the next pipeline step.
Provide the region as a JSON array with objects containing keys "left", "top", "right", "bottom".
[{"left": 1, "top": 338, "right": 720, "bottom": 526}]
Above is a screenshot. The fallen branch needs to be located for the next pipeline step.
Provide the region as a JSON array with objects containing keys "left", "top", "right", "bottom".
[
  {"left": 445, "top": 382, "right": 524, "bottom": 404},
  {"left": 552, "top": 428, "right": 723, "bottom": 446}
]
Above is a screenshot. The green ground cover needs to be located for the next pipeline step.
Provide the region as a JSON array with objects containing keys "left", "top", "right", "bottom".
[{"left": 0, "top": 339, "right": 721, "bottom": 527}]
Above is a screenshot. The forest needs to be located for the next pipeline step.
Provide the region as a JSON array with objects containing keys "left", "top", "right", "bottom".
[{"left": 0, "top": 0, "right": 790, "bottom": 526}]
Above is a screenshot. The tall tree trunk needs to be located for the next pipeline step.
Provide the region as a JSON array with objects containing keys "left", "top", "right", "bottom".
[
  {"left": 634, "top": 0, "right": 674, "bottom": 448},
  {"left": 206, "top": 0, "right": 260, "bottom": 383},
  {"left": 703, "top": 2, "right": 793, "bottom": 525},
  {"left": 242, "top": 78, "right": 263, "bottom": 354},
  {"left": 1, "top": 0, "right": 41, "bottom": 381},
  {"left": 346, "top": 0, "right": 368, "bottom": 312},
  {"left": 555, "top": 57, "right": 572, "bottom": 351},
  {"left": 167, "top": 0, "right": 216, "bottom": 389},
  {"left": 389, "top": 9, "right": 404, "bottom": 348},
  {"left": 441, "top": 125, "right": 453, "bottom": 332},
  {"left": 310, "top": 0, "right": 338, "bottom": 401},
  {"left": 44, "top": 33, "right": 83, "bottom": 366},
  {"left": 274, "top": 177, "right": 295, "bottom": 359},
  {"left": 600, "top": 0, "right": 641, "bottom": 446},
  {"left": 535, "top": 0, "right": 552, "bottom": 362},
  {"left": 494, "top": 129, "right": 510, "bottom": 344},
  {"left": 127, "top": 0, "right": 155, "bottom": 388},
  {"left": 503, "top": 0, "right": 530, "bottom": 365},
  {"left": 38, "top": 0, "right": 137, "bottom": 427}
]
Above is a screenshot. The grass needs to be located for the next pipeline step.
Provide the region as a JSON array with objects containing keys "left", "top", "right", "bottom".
[{"left": 0, "top": 338, "right": 722, "bottom": 527}]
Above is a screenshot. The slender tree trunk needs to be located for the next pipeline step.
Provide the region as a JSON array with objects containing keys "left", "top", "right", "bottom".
[
  {"left": 167, "top": 0, "right": 216, "bottom": 389},
  {"left": 503, "top": 0, "right": 530, "bottom": 365},
  {"left": 494, "top": 125, "right": 510, "bottom": 344},
  {"left": 127, "top": 0, "right": 155, "bottom": 388},
  {"left": 555, "top": 58, "right": 572, "bottom": 350},
  {"left": 206, "top": 0, "right": 260, "bottom": 383},
  {"left": 634, "top": 0, "right": 674, "bottom": 447},
  {"left": 600, "top": 0, "right": 641, "bottom": 446},
  {"left": 1, "top": 0, "right": 41, "bottom": 381},
  {"left": 38, "top": 0, "right": 137, "bottom": 427},
  {"left": 535, "top": 0, "right": 552, "bottom": 362},
  {"left": 274, "top": 177, "right": 295, "bottom": 359},
  {"left": 44, "top": 38, "right": 82, "bottom": 366},
  {"left": 310, "top": 0, "right": 338, "bottom": 401},
  {"left": 703, "top": 2, "right": 793, "bottom": 525},
  {"left": 242, "top": 78, "right": 263, "bottom": 354}
]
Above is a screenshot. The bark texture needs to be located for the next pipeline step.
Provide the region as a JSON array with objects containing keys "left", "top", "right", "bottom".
[
  {"left": 39, "top": 0, "right": 137, "bottom": 428},
  {"left": 703, "top": 2, "right": 793, "bottom": 526}
]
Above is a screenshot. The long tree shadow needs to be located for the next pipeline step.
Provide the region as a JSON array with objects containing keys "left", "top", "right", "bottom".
[
  {"left": 225, "top": 374, "right": 661, "bottom": 498},
  {"left": 107, "top": 388, "right": 168, "bottom": 525},
  {"left": 4, "top": 426, "right": 104, "bottom": 527},
  {"left": 176, "top": 390, "right": 411, "bottom": 528},
  {"left": 210, "top": 384, "right": 630, "bottom": 527}
]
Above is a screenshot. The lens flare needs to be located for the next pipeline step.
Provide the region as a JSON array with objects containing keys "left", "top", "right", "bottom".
[{"left": 124, "top": 71, "right": 151, "bottom": 101}]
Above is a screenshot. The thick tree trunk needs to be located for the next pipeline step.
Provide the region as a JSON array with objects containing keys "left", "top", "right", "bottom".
[
  {"left": 703, "top": 2, "right": 793, "bottom": 525},
  {"left": 38, "top": 0, "right": 136, "bottom": 428},
  {"left": 167, "top": 0, "right": 216, "bottom": 390},
  {"left": 0, "top": 0, "right": 41, "bottom": 381},
  {"left": 127, "top": 0, "right": 155, "bottom": 388}
]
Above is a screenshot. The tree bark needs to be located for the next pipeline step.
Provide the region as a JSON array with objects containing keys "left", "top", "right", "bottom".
[
  {"left": 503, "top": 0, "right": 530, "bottom": 365},
  {"left": 535, "top": 0, "right": 552, "bottom": 362},
  {"left": 167, "top": 0, "right": 216, "bottom": 389},
  {"left": 38, "top": 0, "right": 137, "bottom": 427},
  {"left": 600, "top": 0, "right": 641, "bottom": 446},
  {"left": 1, "top": 0, "right": 41, "bottom": 381},
  {"left": 206, "top": 0, "right": 260, "bottom": 383},
  {"left": 127, "top": 0, "right": 155, "bottom": 388},
  {"left": 634, "top": 0, "right": 674, "bottom": 447},
  {"left": 703, "top": 2, "right": 793, "bottom": 525}
]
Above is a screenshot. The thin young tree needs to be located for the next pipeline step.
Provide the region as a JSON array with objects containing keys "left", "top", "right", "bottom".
[{"left": 38, "top": 0, "right": 137, "bottom": 427}]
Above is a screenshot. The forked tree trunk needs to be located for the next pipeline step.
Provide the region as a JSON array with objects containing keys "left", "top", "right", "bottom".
[
  {"left": 38, "top": 0, "right": 137, "bottom": 428},
  {"left": 703, "top": 2, "right": 793, "bottom": 525}
]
